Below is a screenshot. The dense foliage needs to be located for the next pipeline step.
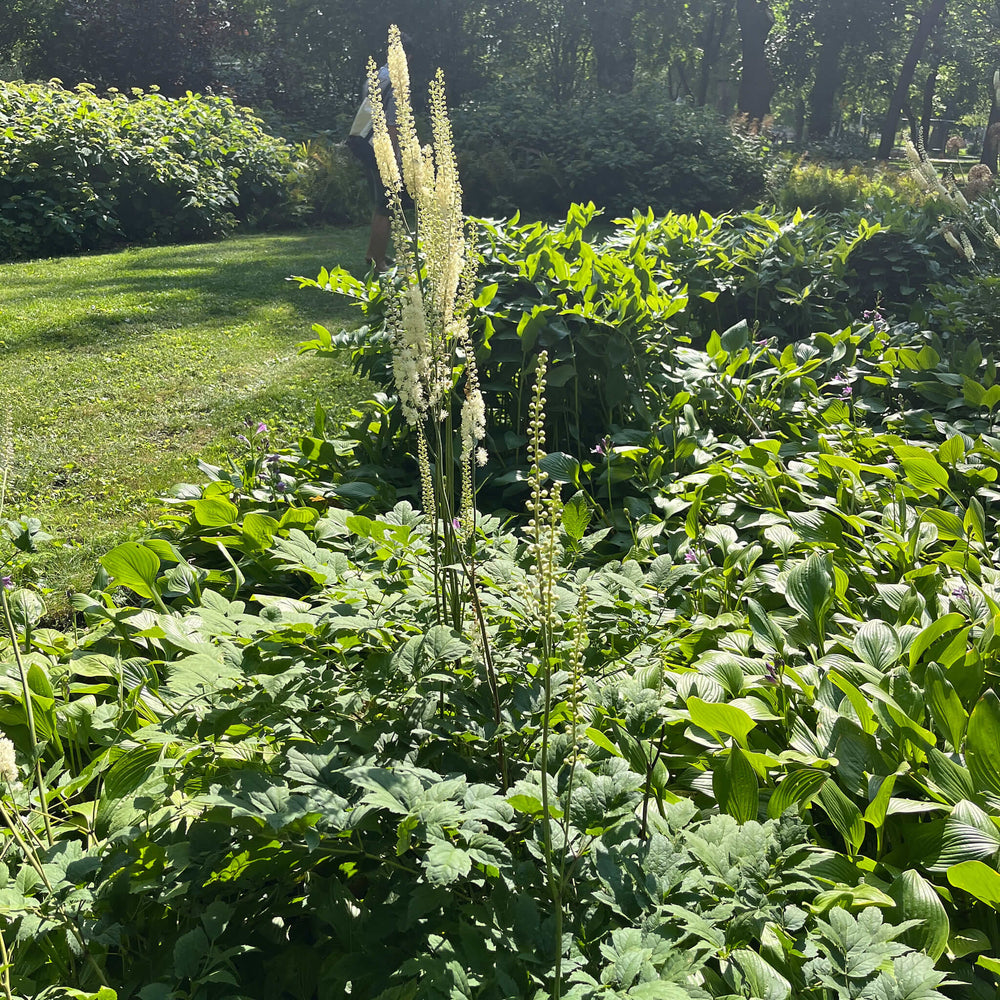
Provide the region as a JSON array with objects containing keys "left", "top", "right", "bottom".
[
  {"left": 0, "top": 80, "right": 296, "bottom": 261},
  {"left": 452, "top": 87, "right": 771, "bottom": 218},
  {"left": 4, "top": 196, "right": 1000, "bottom": 996},
  {"left": 299, "top": 200, "right": 966, "bottom": 493}
]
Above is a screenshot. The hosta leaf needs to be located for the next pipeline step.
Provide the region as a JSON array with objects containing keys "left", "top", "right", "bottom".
[
  {"left": 900, "top": 455, "right": 950, "bottom": 497},
  {"left": 854, "top": 621, "right": 901, "bottom": 673},
  {"left": 909, "top": 613, "right": 965, "bottom": 668},
  {"left": 785, "top": 554, "right": 832, "bottom": 628},
  {"left": 949, "top": 928, "right": 991, "bottom": 958},
  {"left": 423, "top": 842, "right": 472, "bottom": 886},
  {"left": 926, "top": 748, "right": 975, "bottom": 805},
  {"left": 538, "top": 451, "right": 580, "bottom": 486},
  {"left": 947, "top": 860, "right": 1000, "bottom": 909},
  {"left": 817, "top": 781, "right": 865, "bottom": 854},
  {"left": 100, "top": 541, "right": 161, "bottom": 601},
  {"left": 747, "top": 597, "right": 786, "bottom": 657},
  {"left": 193, "top": 497, "right": 240, "bottom": 527},
  {"left": 713, "top": 744, "right": 758, "bottom": 823},
  {"left": 687, "top": 697, "right": 756, "bottom": 747},
  {"left": 926, "top": 666, "right": 968, "bottom": 751},
  {"left": 767, "top": 768, "right": 828, "bottom": 819},
  {"left": 966, "top": 690, "right": 1000, "bottom": 797},
  {"left": 888, "top": 869, "right": 950, "bottom": 961}
]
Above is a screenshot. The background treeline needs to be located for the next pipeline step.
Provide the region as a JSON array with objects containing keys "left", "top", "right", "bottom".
[
  {"left": 4, "top": 1, "right": 1000, "bottom": 260},
  {"left": 3, "top": 0, "right": 1000, "bottom": 155}
]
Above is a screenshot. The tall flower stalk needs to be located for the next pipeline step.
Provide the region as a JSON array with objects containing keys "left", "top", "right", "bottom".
[
  {"left": 526, "top": 353, "right": 571, "bottom": 999},
  {"left": 368, "top": 25, "right": 485, "bottom": 629}
]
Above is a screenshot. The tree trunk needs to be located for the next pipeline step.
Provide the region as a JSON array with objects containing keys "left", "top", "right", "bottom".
[
  {"left": 876, "top": 0, "right": 948, "bottom": 159},
  {"left": 695, "top": 7, "right": 729, "bottom": 107},
  {"left": 807, "top": 35, "right": 848, "bottom": 139},
  {"left": 919, "top": 51, "right": 941, "bottom": 149},
  {"left": 736, "top": 0, "right": 775, "bottom": 122},
  {"left": 982, "top": 100, "right": 1000, "bottom": 173},
  {"left": 584, "top": 0, "right": 638, "bottom": 93}
]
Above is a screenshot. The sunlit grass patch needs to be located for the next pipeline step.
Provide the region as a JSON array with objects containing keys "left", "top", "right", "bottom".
[{"left": 0, "top": 225, "right": 373, "bottom": 599}]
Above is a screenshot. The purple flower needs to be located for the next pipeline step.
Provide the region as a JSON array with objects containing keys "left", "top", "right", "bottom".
[
  {"left": 274, "top": 481, "right": 287, "bottom": 493},
  {"left": 256, "top": 421, "right": 268, "bottom": 435},
  {"left": 764, "top": 661, "right": 778, "bottom": 684},
  {"left": 952, "top": 583, "right": 969, "bottom": 600},
  {"left": 266, "top": 454, "right": 281, "bottom": 466},
  {"left": 831, "top": 373, "right": 848, "bottom": 384},
  {"left": 841, "top": 386, "right": 853, "bottom": 398},
  {"left": 0, "top": 576, "right": 11, "bottom": 591},
  {"left": 452, "top": 517, "right": 461, "bottom": 530},
  {"left": 236, "top": 434, "right": 249, "bottom": 445},
  {"left": 591, "top": 435, "right": 612, "bottom": 457},
  {"left": 684, "top": 550, "right": 698, "bottom": 564}
]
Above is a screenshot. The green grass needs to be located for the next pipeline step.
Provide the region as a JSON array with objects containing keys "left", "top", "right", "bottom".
[{"left": 0, "top": 224, "right": 374, "bottom": 602}]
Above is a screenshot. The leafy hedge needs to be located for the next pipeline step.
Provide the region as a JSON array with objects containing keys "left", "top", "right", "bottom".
[
  {"left": 0, "top": 81, "right": 297, "bottom": 260},
  {"left": 451, "top": 84, "right": 771, "bottom": 218}
]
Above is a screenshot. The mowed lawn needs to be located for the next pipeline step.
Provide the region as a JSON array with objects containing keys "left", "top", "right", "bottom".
[{"left": 0, "top": 225, "right": 372, "bottom": 599}]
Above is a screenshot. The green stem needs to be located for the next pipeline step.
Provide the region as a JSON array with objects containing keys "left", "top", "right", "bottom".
[
  {"left": 0, "top": 588, "right": 52, "bottom": 846},
  {"left": 0, "top": 922, "right": 11, "bottom": 1000}
]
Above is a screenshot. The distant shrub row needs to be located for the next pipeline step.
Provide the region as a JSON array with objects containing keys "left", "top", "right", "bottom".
[
  {"left": 450, "top": 84, "right": 771, "bottom": 218},
  {"left": 0, "top": 81, "right": 296, "bottom": 260}
]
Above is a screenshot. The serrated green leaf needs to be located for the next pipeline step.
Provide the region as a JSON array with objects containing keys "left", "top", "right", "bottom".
[{"left": 424, "top": 842, "right": 472, "bottom": 885}]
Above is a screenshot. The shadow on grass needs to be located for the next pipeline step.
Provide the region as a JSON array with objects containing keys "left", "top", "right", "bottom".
[{"left": 0, "top": 226, "right": 373, "bottom": 354}]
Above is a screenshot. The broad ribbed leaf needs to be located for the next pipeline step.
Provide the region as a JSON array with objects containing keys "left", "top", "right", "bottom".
[
  {"left": 909, "top": 613, "right": 965, "bottom": 668},
  {"left": 767, "top": 769, "right": 828, "bottom": 819},
  {"left": 687, "top": 697, "right": 756, "bottom": 747},
  {"left": 926, "top": 666, "right": 969, "bottom": 750},
  {"left": 854, "top": 621, "right": 901, "bottom": 673},
  {"left": 888, "top": 869, "right": 950, "bottom": 960},
  {"left": 193, "top": 497, "right": 240, "bottom": 527},
  {"left": 747, "top": 598, "right": 785, "bottom": 656},
  {"left": 900, "top": 455, "right": 950, "bottom": 496},
  {"left": 817, "top": 781, "right": 864, "bottom": 854},
  {"left": 713, "top": 745, "right": 758, "bottom": 823},
  {"left": 100, "top": 541, "right": 161, "bottom": 600},
  {"left": 966, "top": 690, "right": 1000, "bottom": 797},
  {"left": 948, "top": 860, "right": 1000, "bottom": 909},
  {"left": 785, "top": 555, "right": 832, "bottom": 625}
]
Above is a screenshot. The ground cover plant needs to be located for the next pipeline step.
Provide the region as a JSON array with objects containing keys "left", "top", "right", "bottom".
[
  {"left": 8, "top": 30, "right": 1000, "bottom": 1000},
  {"left": 0, "top": 227, "right": 370, "bottom": 599}
]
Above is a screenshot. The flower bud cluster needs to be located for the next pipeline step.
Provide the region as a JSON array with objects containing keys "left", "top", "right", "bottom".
[
  {"left": 526, "top": 353, "right": 564, "bottom": 624},
  {"left": 368, "top": 26, "right": 487, "bottom": 524}
]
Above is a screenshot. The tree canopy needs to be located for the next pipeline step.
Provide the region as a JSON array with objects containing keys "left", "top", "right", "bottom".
[{"left": 2, "top": 0, "right": 999, "bottom": 157}]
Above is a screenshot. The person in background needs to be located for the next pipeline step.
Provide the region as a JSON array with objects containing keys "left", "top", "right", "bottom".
[{"left": 346, "top": 36, "right": 410, "bottom": 272}]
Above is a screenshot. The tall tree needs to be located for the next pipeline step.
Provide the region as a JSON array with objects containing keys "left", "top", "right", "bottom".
[
  {"left": 877, "top": 0, "right": 949, "bottom": 158},
  {"left": 736, "top": 0, "right": 775, "bottom": 120},
  {"left": 583, "top": 0, "right": 638, "bottom": 93}
]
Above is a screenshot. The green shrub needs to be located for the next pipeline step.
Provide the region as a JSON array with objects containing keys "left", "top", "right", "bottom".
[
  {"left": 773, "top": 159, "right": 938, "bottom": 216},
  {"left": 451, "top": 83, "right": 771, "bottom": 218},
  {"left": 0, "top": 80, "right": 298, "bottom": 260},
  {"left": 284, "top": 136, "right": 370, "bottom": 225}
]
